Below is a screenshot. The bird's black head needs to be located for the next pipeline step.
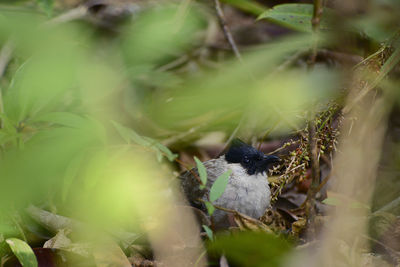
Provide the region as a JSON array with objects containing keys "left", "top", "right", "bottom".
[{"left": 225, "top": 139, "right": 280, "bottom": 175}]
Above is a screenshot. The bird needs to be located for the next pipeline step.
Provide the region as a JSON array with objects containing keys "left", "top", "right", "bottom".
[{"left": 180, "top": 139, "right": 280, "bottom": 229}]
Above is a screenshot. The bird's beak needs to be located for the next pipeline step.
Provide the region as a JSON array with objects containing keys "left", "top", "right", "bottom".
[{"left": 263, "top": 155, "right": 280, "bottom": 164}]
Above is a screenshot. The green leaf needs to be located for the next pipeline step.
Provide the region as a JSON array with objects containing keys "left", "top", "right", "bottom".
[
  {"left": 322, "top": 197, "right": 340, "bottom": 206},
  {"left": 33, "top": 112, "right": 89, "bottom": 129},
  {"left": 194, "top": 157, "right": 207, "bottom": 189},
  {"left": 209, "top": 170, "right": 232, "bottom": 202},
  {"left": 0, "top": 113, "right": 17, "bottom": 134},
  {"left": 202, "top": 225, "right": 214, "bottom": 241},
  {"left": 208, "top": 231, "right": 292, "bottom": 267},
  {"left": 6, "top": 238, "right": 38, "bottom": 267},
  {"left": 36, "top": 0, "right": 54, "bottom": 17},
  {"left": 258, "top": 4, "right": 330, "bottom": 32},
  {"left": 61, "top": 153, "right": 84, "bottom": 202},
  {"left": 111, "top": 121, "right": 136, "bottom": 145},
  {"left": 151, "top": 139, "right": 178, "bottom": 162},
  {"left": 221, "top": 0, "right": 266, "bottom": 15},
  {"left": 111, "top": 120, "right": 151, "bottom": 146},
  {"left": 111, "top": 121, "right": 177, "bottom": 162},
  {"left": 205, "top": 201, "right": 215, "bottom": 216}
]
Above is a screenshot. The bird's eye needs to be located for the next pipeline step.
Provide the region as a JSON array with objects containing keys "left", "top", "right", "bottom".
[{"left": 243, "top": 157, "right": 250, "bottom": 163}]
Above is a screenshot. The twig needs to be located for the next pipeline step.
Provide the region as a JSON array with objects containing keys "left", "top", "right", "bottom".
[
  {"left": 308, "top": 0, "right": 324, "bottom": 66},
  {"left": 197, "top": 197, "right": 264, "bottom": 227},
  {"left": 352, "top": 46, "right": 386, "bottom": 70},
  {"left": 267, "top": 139, "right": 299, "bottom": 155},
  {"left": 194, "top": 250, "right": 207, "bottom": 267},
  {"left": 46, "top": 5, "right": 88, "bottom": 26},
  {"left": 213, "top": 204, "right": 261, "bottom": 225},
  {"left": 271, "top": 155, "right": 305, "bottom": 200},
  {"left": 213, "top": 0, "right": 242, "bottom": 61},
  {"left": 26, "top": 205, "right": 142, "bottom": 244},
  {"left": 304, "top": 119, "right": 320, "bottom": 239},
  {"left": 157, "top": 54, "right": 189, "bottom": 72},
  {"left": 270, "top": 49, "right": 307, "bottom": 77},
  {"left": 361, "top": 234, "right": 400, "bottom": 260},
  {"left": 297, "top": 172, "right": 331, "bottom": 210},
  {"left": 375, "top": 195, "right": 400, "bottom": 214},
  {"left": 311, "top": 0, "right": 324, "bottom": 33}
]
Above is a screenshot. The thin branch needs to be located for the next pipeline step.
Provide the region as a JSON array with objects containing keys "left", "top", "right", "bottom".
[
  {"left": 361, "top": 234, "right": 400, "bottom": 261},
  {"left": 267, "top": 139, "right": 299, "bottom": 155},
  {"left": 213, "top": 204, "right": 263, "bottom": 225},
  {"left": 308, "top": 0, "right": 324, "bottom": 66},
  {"left": 46, "top": 5, "right": 88, "bottom": 26},
  {"left": 375, "top": 194, "right": 400, "bottom": 214},
  {"left": 298, "top": 172, "right": 331, "bottom": 210},
  {"left": 213, "top": 0, "right": 242, "bottom": 61},
  {"left": 305, "top": 119, "right": 320, "bottom": 239},
  {"left": 270, "top": 49, "right": 307, "bottom": 77}
]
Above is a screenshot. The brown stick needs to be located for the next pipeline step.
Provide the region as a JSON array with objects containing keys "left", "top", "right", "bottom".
[
  {"left": 305, "top": 119, "right": 320, "bottom": 239},
  {"left": 308, "top": 0, "right": 324, "bottom": 66},
  {"left": 213, "top": 0, "right": 242, "bottom": 61}
]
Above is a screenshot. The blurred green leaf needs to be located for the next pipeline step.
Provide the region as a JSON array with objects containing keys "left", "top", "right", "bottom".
[
  {"left": 6, "top": 238, "right": 38, "bottom": 267},
  {"left": 221, "top": 0, "right": 266, "bottom": 15},
  {"left": 149, "top": 34, "right": 337, "bottom": 133},
  {"left": 62, "top": 153, "right": 84, "bottom": 202},
  {"left": 208, "top": 231, "right": 292, "bottom": 267},
  {"left": 111, "top": 121, "right": 134, "bottom": 144},
  {"left": 4, "top": 52, "right": 78, "bottom": 122},
  {"left": 194, "top": 156, "right": 207, "bottom": 190},
  {"left": 0, "top": 124, "right": 103, "bottom": 208},
  {"left": 82, "top": 148, "right": 108, "bottom": 191},
  {"left": 111, "top": 121, "right": 177, "bottom": 162},
  {"left": 152, "top": 141, "right": 178, "bottom": 162},
  {"left": 36, "top": 0, "right": 53, "bottom": 17},
  {"left": 121, "top": 5, "right": 205, "bottom": 67},
  {"left": 258, "top": 4, "right": 330, "bottom": 32},
  {"left": 205, "top": 201, "right": 215, "bottom": 216},
  {"left": 352, "top": 8, "right": 399, "bottom": 43},
  {"left": 0, "top": 222, "right": 18, "bottom": 237},
  {"left": 210, "top": 170, "right": 232, "bottom": 202},
  {"left": 92, "top": 239, "right": 131, "bottom": 267},
  {"left": 202, "top": 225, "right": 214, "bottom": 241},
  {"left": 112, "top": 120, "right": 150, "bottom": 146},
  {"left": 33, "top": 112, "right": 92, "bottom": 129},
  {"left": 0, "top": 113, "right": 18, "bottom": 146},
  {"left": 322, "top": 197, "right": 340, "bottom": 206}
]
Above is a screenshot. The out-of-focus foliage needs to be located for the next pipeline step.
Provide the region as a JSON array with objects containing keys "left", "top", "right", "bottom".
[
  {"left": 208, "top": 231, "right": 292, "bottom": 267},
  {"left": 36, "top": 0, "right": 54, "bottom": 16},
  {"left": 0, "top": 0, "right": 336, "bottom": 239},
  {"left": 221, "top": 0, "right": 266, "bottom": 15},
  {"left": 148, "top": 34, "right": 337, "bottom": 133},
  {"left": 0, "top": 0, "right": 399, "bottom": 265},
  {"left": 259, "top": 4, "right": 331, "bottom": 32}
]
